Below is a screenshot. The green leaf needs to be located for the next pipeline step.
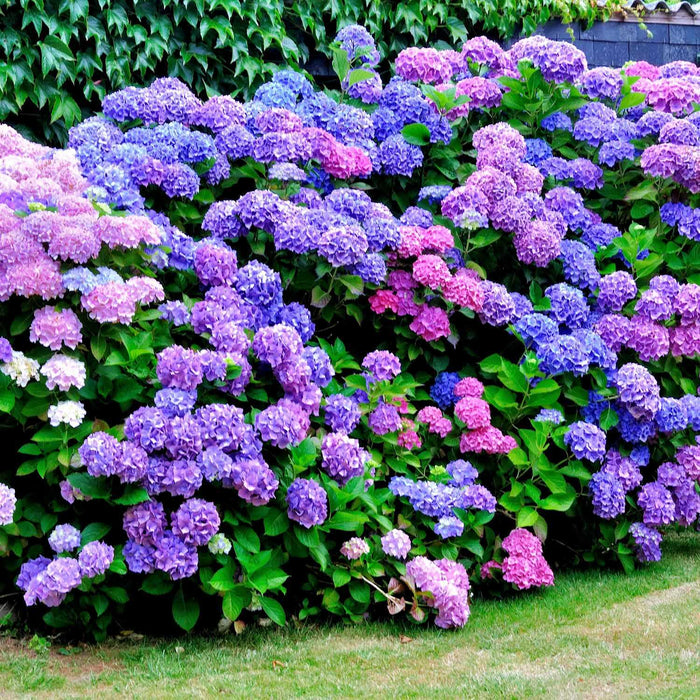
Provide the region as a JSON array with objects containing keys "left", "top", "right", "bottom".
[
  {"left": 401, "top": 122, "right": 431, "bottom": 146},
  {"left": 209, "top": 566, "right": 237, "bottom": 592},
  {"left": 331, "top": 46, "right": 350, "bottom": 81},
  {"left": 249, "top": 567, "right": 289, "bottom": 593},
  {"left": 67, "top": 473, "right": 110, "bottom": 500},
  {"left": 294, "top": 524, "right": 320, "bottom": 548},
  {"left": 347, "top": 68, "right": 375, "bottom": 87},
  {"left": 92, "top": 594, "right": 109, "bottom": 617},
  {"left": 0, "top": 390, "right": 15, "bottom": 413},
  {"left": 539, "top": 492, "right": 576, "bottom": 512},
  {"left": 599, "top": 408, "right": 619, "bottom": 431},
  {"left": 102, "top": 586, "right": 128, "bottom": 604},
  {"left": 141, "top": 573, "right": 174, "bottom": 596},
  {"left": 498, "top": 361, "right": 529, "bottom": 393},
  {"left": 290, "top": 438, "right": 318, "bottom": 468},
  {"left": 113, "top": 486, "right": 150, "bottom": 506},
  {"left": 479, "top": 355, "right": 504, "bottom": 373},
  {"left": 172, "top": 587, "right": 199, "bottom": 631},
  {"left": 42, "top": 35, "right": 75, "bottom": 61},
  {"left": 234, "top": 526, "right": 260, "bottom": 554},
  {"left": 538, "top": 468, "right": 568, "bottom": 494},
  {"left": 325, "top": 511, "right": 369, "bottom": 531},
  {"left": 619, "top": 91, "right": 646, "bottom": 110},
  {"left": 263, "top": 509, "right": 290, "bottom": 537},
  {"left": 80, "top": 522, "right": 111, "bottom": 545},
  {"left": 332, "top": 569, "right": 352, "bottom": 587},
  {"left": 348, "top": 579, "right": 370, "bottom": 604},
  {"left": 516, "top": 507, "right": 539, "bottom": 528},
  {"left": 222, "top": 585, "right": 252, "bottom": 621},
  {"left": 260, "top": 596, "right": 286, "bottom": 626}
]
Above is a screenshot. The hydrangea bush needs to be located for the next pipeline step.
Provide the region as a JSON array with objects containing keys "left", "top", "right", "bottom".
[{"left": 1, "top": 27, "right": 698, "bottom": 638}]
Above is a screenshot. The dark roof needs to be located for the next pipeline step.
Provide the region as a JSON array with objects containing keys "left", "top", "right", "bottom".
[{"left": 626, "top": 1, "right": 700, "bottom": 15}]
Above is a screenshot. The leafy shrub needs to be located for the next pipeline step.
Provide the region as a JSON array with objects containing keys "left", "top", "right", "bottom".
[
  {"left": 0, "top": 26, "right": 699, "bottom": 638},
  {"left": 0, "top": 0, "right": 625, "bottom": 143}
]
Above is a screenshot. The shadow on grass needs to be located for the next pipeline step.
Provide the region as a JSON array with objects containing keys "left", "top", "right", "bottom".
[{"left": 1, "top": 531, "right": 697, "bottom": 697}]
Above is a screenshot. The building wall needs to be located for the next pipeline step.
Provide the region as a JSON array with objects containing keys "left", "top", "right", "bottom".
[{"left": 507, "top": 16, "right": 700, "bottom": 67}]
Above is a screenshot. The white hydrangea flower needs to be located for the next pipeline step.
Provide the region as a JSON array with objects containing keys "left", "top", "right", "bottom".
[
  {"left": 1, "top": 351, "right": 40, "bottom": 387},
  {"left": 47, "top": 400, "right": 86, "bottom": 428}
]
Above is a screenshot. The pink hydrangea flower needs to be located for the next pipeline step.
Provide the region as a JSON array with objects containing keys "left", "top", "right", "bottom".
[
  {"left": 409, "top": 305, "right": 451, "bottom": 341},
  {"left": 455, "top": 396, "right": 491, "bottom": 429},
  {"left": 412, "top": 254, "right": 451, "bottom": 289},
  {"left": 340, "top": 537, "right": 370, "bottom": 560},
  {"left": 442, "top": 271, "right": 484, "bottom": 310},
  {"left": 454, "top": 377, "right": 484, "bottom": 398},
  {"left": 30, "top": 307, "right": 83, "bottom": 351}
]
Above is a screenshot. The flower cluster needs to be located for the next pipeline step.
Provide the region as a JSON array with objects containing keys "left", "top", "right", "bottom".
[
  {"left": 406, "top": 556, "right": 471, "bottom": 628},
  {"left": 18, "top": 528, "right": 113, "bottom": 607}
]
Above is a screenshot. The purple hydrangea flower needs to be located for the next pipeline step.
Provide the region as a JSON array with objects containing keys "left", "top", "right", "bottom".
[
  {"left": 78, "top": 541, "right": 114, "bottom": 578},
  {"left": 589, "top": 471, "right": 626, "bottom": 519},
  {"left": 171, "top": 498, "right": 220, "bottom": 546},
  {"left": 564, "top": 421, "right": 606, "bottom": 462},
  {"left": 286, "top": 478, "right": 328, "bottom": 528},
  {"left": 321, "top": 432, "right": 369, "bottom": 486},
  {"left": 637, "top": 482, "right": 676, "bottom": 526},
  {"left": 0, "top": 483, "right": 16, "bottom": 525},
  {"left": 629, "top": 522, "right": 662, "bottom": 562},
  {"left": 434, "top": 516, "right": 465, "bottom": 539},
  {"left": 324, "top": 394, "right": 361, "bottom": 434}
]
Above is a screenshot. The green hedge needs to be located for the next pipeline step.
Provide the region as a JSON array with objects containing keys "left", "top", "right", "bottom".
[{"left": 0, "top": 0, "right": 623, "bottom": 143}]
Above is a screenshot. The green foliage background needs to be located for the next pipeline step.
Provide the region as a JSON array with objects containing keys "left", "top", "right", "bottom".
[{"left": 0, "top": 0, "right": 623, "bottom": 144}]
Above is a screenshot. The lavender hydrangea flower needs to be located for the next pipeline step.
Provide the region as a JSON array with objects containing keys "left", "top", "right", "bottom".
[
  {"left": 637, "top": 482, "right": 676, "bottom": 526},
  {"left": 0, "top": 483, "right": 16, "bottom": 525},
  {"left": 324, "top": 394, "right": 361, "bottom": 434},
  {"left": 434, "top": 516, "right": 464, "bottom": 539},
  {"left": 171, "top": 498, "right": 220, "bottom": 546},
  {"left": 78, "top": 541, "right": 114, "bottom": 578},
  {"left": 380, "top": 529, "right": 412, "bottom": 559},
  {"left": 446, "top": 459, "right": 479, "bottom": 486},
  {"left": 48, "top": 524, "right": 82, "bottom": 553},
  {"left": 321, "top": 432, "right": 369, "bottom": 486}
]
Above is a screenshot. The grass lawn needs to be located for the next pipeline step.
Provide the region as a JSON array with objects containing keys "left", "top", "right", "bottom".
[{"left": 1, "top": 531, "right": 698, "bottom": 699}]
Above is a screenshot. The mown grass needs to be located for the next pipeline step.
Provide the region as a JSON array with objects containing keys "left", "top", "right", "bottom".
[{"left": 2, "top": 531, "right": 698, "bottom": 699}]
